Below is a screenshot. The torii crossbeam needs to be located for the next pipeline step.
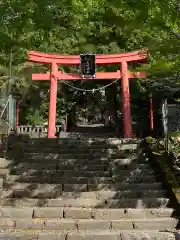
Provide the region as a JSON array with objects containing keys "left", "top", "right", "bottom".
[{"left": 28, "top": 50, "right": 147, "bottom": 138}]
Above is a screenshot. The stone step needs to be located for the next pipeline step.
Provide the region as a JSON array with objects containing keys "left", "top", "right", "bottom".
[
  {"left": 2, "top": 182, "right": 167, "bottom": 199},
  {"left": 18, "top": 144, "right": 137, "bottom": 153},
  {"left": 21, "top": 152, "right": 136, "bottom": 159},
  {"left": 69, "top": 182, "right": 164, "bottom": 192},
  {"left": 9, "top": 143, "right": 137, "bottom": 150},
  {"left": 9, "top": 138, "right": 138, "bottom": 145},
  {"left": 59, "top": 189, "right": 168, "bottom": 199},
  {"left": 0, "top": 207, "right": 175, "bottom": 219},
  {"left": 0, "top": 230, "right": 178, "bottom": 240},
  {"left": 9, "top": 168, "right": 155, "bottom": 178},
  {"left": 8, "top": 162, "right": 150, "bottom": 172},
  {"left": 10, "top": 169, "right": 111, "bottom": 177},
  {"left": 8, "top": 145, "right": 136, "bottom": 150},
  {"left": 10, "top": 157, "right": 138, "bottom": 165},
  {"left": 4, "top": 182, "right": 164, "bottom": 193},
  {"left": 0, "top": 158, "right": 11, "bottom": 168},
  {"left": 3, "top": 182, "right": 164, "bottom": 194},
  {"left": 18, "top": 140, "right": 131, "bottom": 147},
  {"left": 8, "top": 143, "right": 123, "bottom": 149},
  {"left": 0, "top": 230, "right": 179, "bottom": 240},
  {"left": 6, "top": 174, "right": 158, "bottom": 184},
  {"left": 8, "top": 144, "right": 137, "bottom": 152},
  {"left": 9, "top": 145, "right": 136, "bottom": 149},
  {"left": 63, "top": 157, "right": 139, "bottom": 165},
  {"left": 0, "top": 169, "right": 9, "bottom": 179},
  {"left": 0, "top": 217, "right": 177, "bottom": 231},
  {"left": 0, "top": 197, "right": 170, "bottom": 208},
  {"left": 66, "top": 230, "right": 179, "bottom": 240}
]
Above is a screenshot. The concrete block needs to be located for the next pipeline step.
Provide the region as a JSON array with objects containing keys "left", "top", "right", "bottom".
[
  {"left": 124, "top": 208, "right": 174, "bottom": 219},
  {"left": 67, "top": 231, "right": 120, "bottom": 240},
  {"left": 13, "top": 162, "right": 58, "bottom": 172},
  {"left": 119, "top": 231, "right": 176, "bottom": 240},
  {"left": 119, "top": 144, "right": 137, "bottom": 151},
  {"left": 0, "top": 169, "right": 9, "bottom": 179},
  {"left": 34, "top": 207, "right": 63, "bottom": 218},
  {"left": 77, "top": 219, "right": 110, "bottom": 230},
  {"left": 0, "top": 158, "right": 10, "bottom": 168},
  {"left": 0, "top": 232, "right": 38, "bottom": 240},
  {"left": 0, "top": 198, "right": 49, "bottom": 207},
  {"left": 0, "top": 218, "right": 15, "bottom": 229},
  {"left": 0, "top": 177, "right": 3, "bottom": 189},
  {"left": 8, "top": 174, "right": 61, "bottom": 184},
  {"left": 62, "top": 170, "right": 110, "bottom": 178},
  {"left": 133, "top": 218, "right": 178, "bottom": 230},
  {"left": 38, "top": 232, "right": 66, "bottom": 240},
  {"left": 98, "top": 198, "right": 170, "bottom": 208},
  {"left": 0, "top": 207, "right": 33, "bottom": 218},
  {"left": 62, "top": 191, "right": 100, "bottom": 199},
  {"left": 44, "top": 198, "right": 102, "bottom": 208},
  {"left": 15, "top": 218, "right": 44, "bottom": 230},
  {"left": 63, "top": 184, "right": 87, "bottom": 192},
  {"left": 111, "top": 220, "right": 133, "bottom": 230},
  {"left": 60, "top": 164, "right": 106, "bottom": 171},
  {"left": 65, "top": 207, "right": 93, "bottom": 219},
  {"left": 94, "top": 191, "right": 118, "bottom": 199},
  {"left": 115, "top": 189, "right": 166, "bottom": 199},
  {"left": 94, "top": 209, "right": 125, "bottom": 220},
  {"left": 87, "top": 184, "right": 115, "bottom": 191},
  {"left": 3, "top": 183, "right": 63, "bottom": 198},
  {"left": 0, "top": 177, "right": 3, "bottom": 197},
  {"left": 43, "top": 219, "right": 76, "bottom": 230},
  {"left": 32, "top": 184, "right": 62, "bottom": 198},
  {"left": 147, "top": 208, "right": 174, "bottom": 218},
  {"left": 0, "top": 198, "right": 101, "bottom": 208},
  {"left": 87, "top": 182, "right": 163, "bottom": 192}
]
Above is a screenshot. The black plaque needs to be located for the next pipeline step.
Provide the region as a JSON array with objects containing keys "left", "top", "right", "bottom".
[{"left": 80, "top": 53, "right": 96, "bottom": 76}]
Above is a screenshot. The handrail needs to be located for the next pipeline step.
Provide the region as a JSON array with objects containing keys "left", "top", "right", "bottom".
[
  {"left": 0, "top": 95, "right": 11, "bottom": 134},
  {"left": 0, "top": 95, "right": 11, "bottom": 118},
  {"left": 0, "top": 95, "right": 12, "bottom": 159}
]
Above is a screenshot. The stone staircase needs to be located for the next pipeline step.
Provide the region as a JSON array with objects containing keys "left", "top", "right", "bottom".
[{"left": 0, "top": 136, "right": 179, "bottom": 239}]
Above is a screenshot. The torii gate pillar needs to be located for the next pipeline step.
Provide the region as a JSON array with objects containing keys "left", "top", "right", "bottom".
[
  {"left": 121, "top": 61, "right": 132, "bottom": 138},
  {"left": 28, "top": 50, "right": 147, "bottom": 138},
  {"left": 48, "top": 62, "right": 58, "bottom": 138}
]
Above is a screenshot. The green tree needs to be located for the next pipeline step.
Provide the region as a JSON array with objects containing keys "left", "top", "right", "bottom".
[{"left": 0, "top": 0, "right": 179, "bottom": 125}]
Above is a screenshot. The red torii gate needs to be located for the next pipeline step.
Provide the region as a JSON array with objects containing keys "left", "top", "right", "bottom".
[{"left": 28, "top": 50, "right": 147, "bottom": 138}]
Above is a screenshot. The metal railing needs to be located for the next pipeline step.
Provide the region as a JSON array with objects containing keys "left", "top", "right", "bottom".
[
  {"left": 0, "top": 95, "right": 12, "bottom": 158},
  {"left": 16, "top": 125, "right": 62, "bottom": 138}
]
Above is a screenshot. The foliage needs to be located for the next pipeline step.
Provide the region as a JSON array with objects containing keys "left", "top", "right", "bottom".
[
  {"left": 25, "top": 108, "right": 44, "bottom": 125},
  {"left": 144, "top": 135, "right": 180, "bottom": 157},
  {"left": 169, "top": 136, "right": 180, "bottom": 156},
  {"left": 0, "top": 0, "right": 180, "bottom": 124}
]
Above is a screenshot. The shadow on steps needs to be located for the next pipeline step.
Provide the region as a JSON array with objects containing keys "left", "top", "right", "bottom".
[{"left": 0, "top": 133, "right": 179, "bottom": 230}]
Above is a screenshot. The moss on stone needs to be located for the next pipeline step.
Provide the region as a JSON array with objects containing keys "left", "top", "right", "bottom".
[
  {"left": 142, "top": 138, "right": 180, "bottom": 203},
  {"left": 169, "top": 131, "right": 180, "bottom": 137}
]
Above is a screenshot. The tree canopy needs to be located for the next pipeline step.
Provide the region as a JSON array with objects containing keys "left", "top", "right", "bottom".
[{"left": 0, "top": 0, "right": 180, "bottom": 125}]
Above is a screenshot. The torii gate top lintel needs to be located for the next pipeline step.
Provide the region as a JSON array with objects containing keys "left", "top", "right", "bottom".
[{"left": 28, "top": 50, "right": 147, "bottom": 65}]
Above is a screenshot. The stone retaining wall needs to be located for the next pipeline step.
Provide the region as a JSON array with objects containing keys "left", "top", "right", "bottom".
[{"left": 139, "top": 138, "right": 180, "bottom": 214}]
